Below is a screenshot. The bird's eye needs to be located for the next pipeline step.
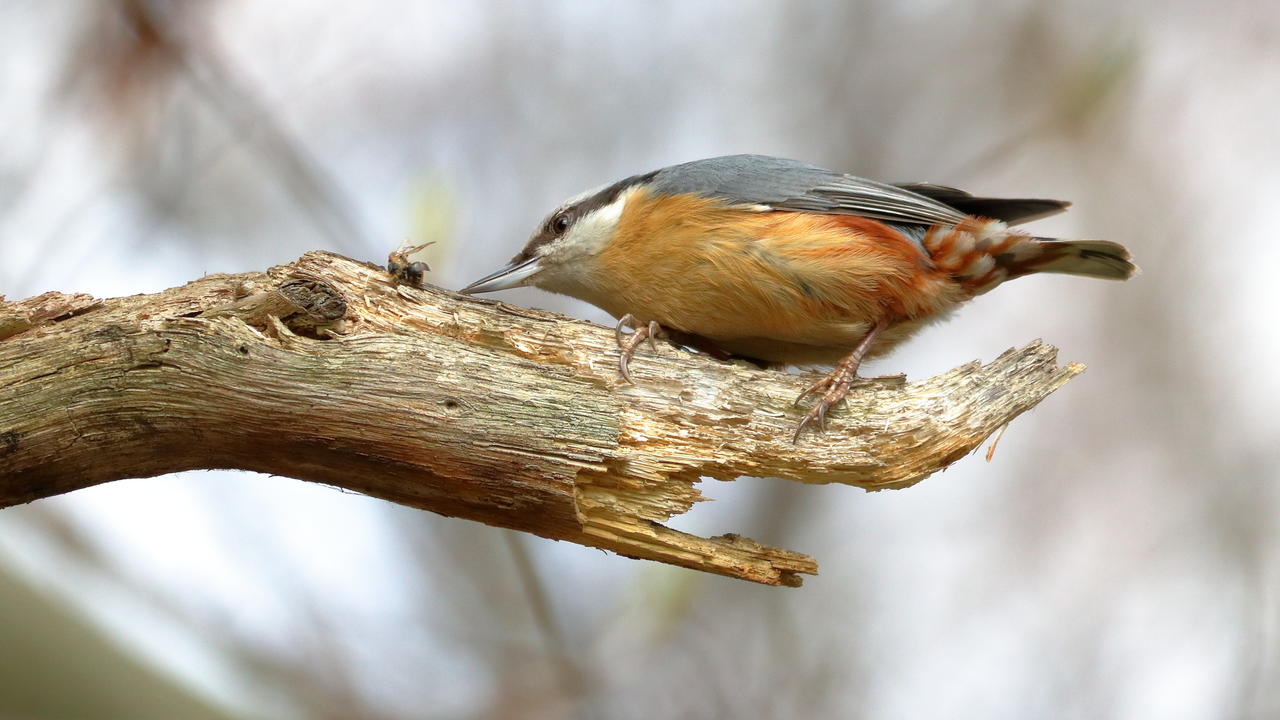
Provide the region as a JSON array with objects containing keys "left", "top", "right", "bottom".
[{"left": 551, "top": 213, "right": 571, "bottom": 234}]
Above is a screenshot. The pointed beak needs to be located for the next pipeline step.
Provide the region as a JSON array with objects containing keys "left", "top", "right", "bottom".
[{"left": 459, "top": 256, "right": 542, "bottom": 295}]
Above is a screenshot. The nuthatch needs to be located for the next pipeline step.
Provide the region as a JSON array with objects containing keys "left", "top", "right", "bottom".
[{"left": 461, "top": 154, "right": 1136, "bottom": 441}]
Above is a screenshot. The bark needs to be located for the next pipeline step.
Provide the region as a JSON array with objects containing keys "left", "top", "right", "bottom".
[{"left": 0, "top": 251, "right": 1083, "bottom": 586}]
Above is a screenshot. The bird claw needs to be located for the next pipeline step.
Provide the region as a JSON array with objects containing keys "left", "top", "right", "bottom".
[
  {"left": 791, "top": 370, "right": 854, "bottom": 442},
  {"left": 614, "top": 315, "right": 666, "bottom": 383},
  {"left": 792, "top": 376, "right": 828, "bottom": 406},
  {"left": 614, "top": 313, "right": 636, "bottom": 348},
  {"left": 791, "top": 318, "right": 887, "bottom": 443}
]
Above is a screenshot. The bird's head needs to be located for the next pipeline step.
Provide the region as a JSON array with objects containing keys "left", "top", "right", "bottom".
[{"left": 459, "top": 172, "right": 656, "bottom": 298}]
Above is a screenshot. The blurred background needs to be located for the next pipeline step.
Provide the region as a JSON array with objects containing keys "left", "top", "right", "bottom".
[{"left": 2, "top": 1, "right": 1278, "bottom": 718}]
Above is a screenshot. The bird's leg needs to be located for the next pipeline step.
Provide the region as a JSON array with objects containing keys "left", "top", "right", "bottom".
[
  {"left": 792, "top": 318, "right": 888, "bottom": 442},
  {"left": 615, "top": 313, "right": 665, "bottom": 383}
]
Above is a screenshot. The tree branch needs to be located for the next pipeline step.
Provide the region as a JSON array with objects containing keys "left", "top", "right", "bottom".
[{"left": 0, "top": 251, "right": 1083, "bottom": 586}]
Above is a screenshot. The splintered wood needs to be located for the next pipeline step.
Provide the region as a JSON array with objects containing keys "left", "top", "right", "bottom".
[{"left": 0, "top": 252, "right": 1083, "bottom": 586}]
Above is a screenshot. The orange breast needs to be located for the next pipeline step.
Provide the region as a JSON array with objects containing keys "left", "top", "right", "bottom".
[{"left": 592, "top": 190, "right": 967, "bottom": 359}]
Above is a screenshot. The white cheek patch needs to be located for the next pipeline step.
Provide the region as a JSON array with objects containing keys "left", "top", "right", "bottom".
[{"left": 555, "top": 186, "right": 634, "bottom": 258}]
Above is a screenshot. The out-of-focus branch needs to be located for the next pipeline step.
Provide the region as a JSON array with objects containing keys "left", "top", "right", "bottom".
[
  {"left": 58, "top": 0, "right": 367, "bottom": 254},
  {"left": 0, "top": 252, "right": 1082, "bottom": 586}
]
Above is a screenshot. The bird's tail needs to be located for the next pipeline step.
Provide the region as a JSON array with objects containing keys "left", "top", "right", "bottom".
[
  {"left": 923, "top": 219, "right": 1138, "bottom": 294},
  {"left": 1014, "top": 238, "right": 1138, "bottom": 280}
]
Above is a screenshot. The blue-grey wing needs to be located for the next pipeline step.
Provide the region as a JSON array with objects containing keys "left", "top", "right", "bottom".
[{"left": 648, "top": 155, "right": 969, "bottom": 227}]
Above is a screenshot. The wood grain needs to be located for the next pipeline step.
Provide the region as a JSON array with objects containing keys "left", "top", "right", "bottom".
[{"left": 0, "top": 251, "right": 1083, "bottom": 586}]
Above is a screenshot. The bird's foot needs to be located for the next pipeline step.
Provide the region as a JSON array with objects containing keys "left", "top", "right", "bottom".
[
  {"left": 792, "top": 365, "right": 860, "bottom": 442},
  {"left": 791, "top": 318, "right": 888, "bottom": 442},
  {"left": 615, "top": 313, "right": 666, "bottom": 383}
]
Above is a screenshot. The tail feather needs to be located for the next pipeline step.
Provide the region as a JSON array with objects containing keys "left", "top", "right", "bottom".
[
  {"left": 921, "top": 219, "right": 1137, "bottom": 295},
  {"left": 1023, "top": 238, "right": 1138, "bottom": 280}
]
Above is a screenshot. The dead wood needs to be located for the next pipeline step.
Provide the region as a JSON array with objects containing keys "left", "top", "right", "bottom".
[{"left": 0, "top": 251, "right": 1083, "bottom": 586}]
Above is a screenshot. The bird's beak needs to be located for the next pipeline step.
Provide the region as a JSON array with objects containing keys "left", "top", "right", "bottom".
[{"left": 459, "top": 256, "right": 542, "bottom": 295}]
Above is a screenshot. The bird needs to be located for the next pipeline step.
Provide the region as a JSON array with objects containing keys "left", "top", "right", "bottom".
[{"left": 460, "top": 154, "right": 1136, "bottom": 441}]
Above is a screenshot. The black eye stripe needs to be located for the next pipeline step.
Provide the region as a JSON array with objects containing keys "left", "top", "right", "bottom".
[
  {"left": 516, "top": 169, "right": 659, "bottom": 259},
  {"left": 555, "top": 171, "right": 656, "bottom": 228}
]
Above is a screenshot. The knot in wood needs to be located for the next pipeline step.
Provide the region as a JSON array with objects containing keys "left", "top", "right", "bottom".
[{"left": 279, "top": 278, "right": 347, "bottom": 321}]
